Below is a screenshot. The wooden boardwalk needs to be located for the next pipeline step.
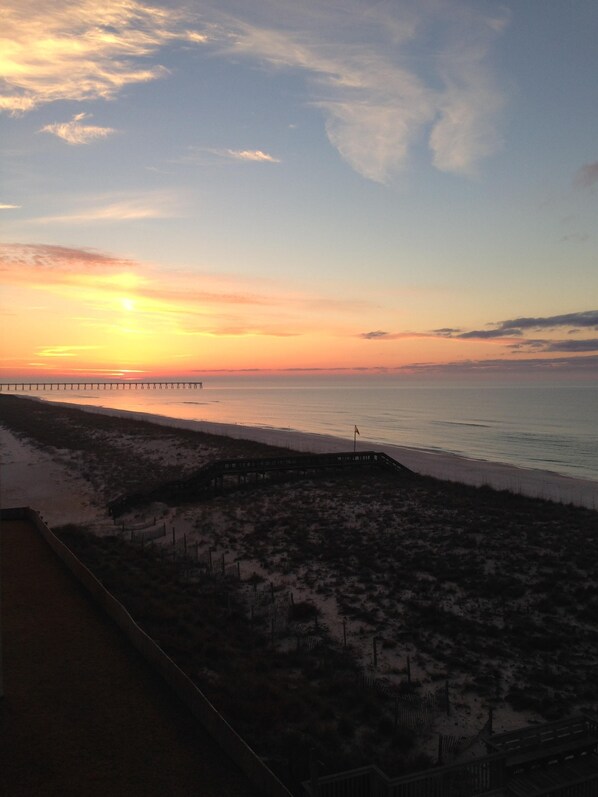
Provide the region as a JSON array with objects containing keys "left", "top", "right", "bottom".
[
  {"left": 304, "top": 714, "right": 598, "bottom": 796},
  {"left": 0, "top": 518, "right": 257, "bottom": 796},
  {"left": 110, "top": 450, "right": 414, "bottom": 516}
]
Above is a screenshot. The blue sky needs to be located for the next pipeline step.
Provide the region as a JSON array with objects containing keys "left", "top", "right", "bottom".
[{"left": 1, "top": 0, "right": 597, "bottom": 378}]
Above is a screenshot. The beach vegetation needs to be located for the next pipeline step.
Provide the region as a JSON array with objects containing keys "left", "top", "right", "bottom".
[{"left": 4, "top": 397, "right": 598, "bottom": 787}]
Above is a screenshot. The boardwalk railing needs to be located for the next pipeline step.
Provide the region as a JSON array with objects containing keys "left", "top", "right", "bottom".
[
  {"left": 303, "top": 752, "right": 509, "bottom": 797},
  {"left": 304, "top": 713, "right": 598, "bottom": 797},
  {"left": 2, "top": 507, "right": 291, "bottom": 797},
  {"left": 110, "top": 450, "right": 414, "bottom": 517},
  {"left": 486, "top": 714, "right": 598, "bottom": 758}
]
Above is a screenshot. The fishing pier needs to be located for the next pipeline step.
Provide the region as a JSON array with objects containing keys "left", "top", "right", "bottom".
[{"left": 0, "top": 381, "right": 203, "bottom": 391}]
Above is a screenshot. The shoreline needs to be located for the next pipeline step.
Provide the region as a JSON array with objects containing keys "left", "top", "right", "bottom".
[
  {"left": 2, "top": 393, "right": 598, "bottom": 757},
  {"left": 37, "top": 399, "right": 598, "bottom": 510}
]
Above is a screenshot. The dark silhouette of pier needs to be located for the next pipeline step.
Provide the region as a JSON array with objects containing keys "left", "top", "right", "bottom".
[{"left": 0, "top": 381, "right": 202, "bottom": 391}]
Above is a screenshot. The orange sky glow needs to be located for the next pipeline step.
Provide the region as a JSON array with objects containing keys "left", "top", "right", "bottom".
[{"left": 1, "top": 1, "right": 597, "bottom": 382}]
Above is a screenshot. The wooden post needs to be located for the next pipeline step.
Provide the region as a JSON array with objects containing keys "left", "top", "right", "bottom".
[
  {"left": 172, "top": 526, "right": 175, "bottom": 547},
  {"left": 488, "top": 705, "right": 493, "bottom": 735},
  {"left": 270, "top": 582, "right": 275, "bottom": 603},
  {"left": 394, "top": 696, "right": 398, "bottom": 730},
  {"left": 407, "top": 655, "right": 411, "bottom": 684},
  {"left": 373, "top": 637, "right": 378, "bottom": 668},
  {"left": 438, "top": 734, "right": 443, "bottom": 765},
  {"left": 342, "top": 617, "right": 347, "bottom": 648},
  {"left": 237, "top": 561, "right": 240, "bottom": 580},
  {"left": 445, "top": 680, "right": 450, "bottom": 716}
]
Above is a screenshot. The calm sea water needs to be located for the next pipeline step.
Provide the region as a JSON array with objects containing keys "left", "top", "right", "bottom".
[
  {"left": 31, "top": 378, "right": 598, "bottom": 481},
  {"left": 30, "top": 377, "right": 598, "bottom": 482}
]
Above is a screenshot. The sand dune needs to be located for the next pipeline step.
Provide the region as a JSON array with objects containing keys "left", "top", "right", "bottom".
[{"left": 42, "top": 401, "right": 598, "bottom": 509}]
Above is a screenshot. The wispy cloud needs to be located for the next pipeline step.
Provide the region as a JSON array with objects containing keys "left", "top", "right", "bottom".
[
  {"left": 35, "top": 344, "right": 101, "bottom": 358},
  {"left": 0, "top": 203, "right": 21, "bottom": 209},
  {"left": 507, "top": 338, "right": 598, "bottom": 354},
  {"left": 456, "top": 328, "right": 522, "bottom": 340},
  {"left": 359, "top": 330, "right": 430, "bottom": 340},
  {"left": 493, "top": 310, "right": 598, "bottom": 332},
  {"left": 361, "top": 311, "right": 598, "bottom": 358},
  {"left": 0, "top": 0, "right": 208, "bottom": 113},
  {"left": 181, "top": 147, "right": 281, "bottom": 165},
  {"left": 574, "top": 161, "right": 598, "bottom": 190},
  {"left": 439, "top": 310, "right": 598, "bottom": 341},
  {"left": 0, "top": 242, "right": 365, "bottom": 339},
  {"left": 190, "top": 355, "right": 598, "bottom": 376},
  {"left": 2, "top": 1, "right": 507, "bottom": 182},
  {"left": 223, "top": 149, "right": 280, "bottom": 163},
  {"left": 397, "top": 355, "right": 598, "bottom": 375},
  {"left": 219, "top": 0, "right": 508, "bottom": 181},
  {"left": 179, "top": 325, "right": 298, "bottom": 337},
  {"left": 0, "top": 242, "right": 135, "bottom": 273},
  {"left": 428, "top": 3, "right": 508, "bottom": 174},
  {"left": 40, "top": 112, "right": 116, "bottom": 144},
  {"left": 32, "top": 191, "right": 180, "bottom": 223}
]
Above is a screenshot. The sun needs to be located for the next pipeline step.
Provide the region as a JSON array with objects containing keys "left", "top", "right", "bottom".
[{"left": 120, "top": 297, "right": 135, "bottom": 312}]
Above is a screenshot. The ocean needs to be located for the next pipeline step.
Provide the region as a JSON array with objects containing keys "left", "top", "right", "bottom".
[{"left": 23, "top": 376, "right": 598, "bottom": 483}]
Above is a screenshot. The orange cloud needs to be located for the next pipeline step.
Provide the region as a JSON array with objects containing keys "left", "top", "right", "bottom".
[
  {"left": 0, "top": 242, "right": 367, "bottom": 348},
  {"left": 1, "top": 0, "right": 208, "bottom": 113},
  {"left": 35, "top": 345, "right": 101, "bottom": 357}
]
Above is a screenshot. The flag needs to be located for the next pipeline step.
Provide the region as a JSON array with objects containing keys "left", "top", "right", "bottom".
[{"left": 354, "top": 425, "right": 360, "bottom": 435}]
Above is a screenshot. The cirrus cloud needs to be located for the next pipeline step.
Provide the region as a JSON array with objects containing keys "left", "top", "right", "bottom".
[
  {"left": 222, "top": 0, "right": 509, "bottom": 181},
  {"left": 224, "top": 149, "right": 280, "bottom": 163},
  {"left": 0, "top": 0, "right": 208, "bottom": 114},
  {"left": 40, "top": 112, "right": 117, "bottom": 145},
  {"left": 31, "top": 191, "right": 182, "bottom": 224}
]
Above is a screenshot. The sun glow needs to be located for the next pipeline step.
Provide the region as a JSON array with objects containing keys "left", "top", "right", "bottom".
[{"left": 120, "top": 297, "right": 135, "bottom": 312}]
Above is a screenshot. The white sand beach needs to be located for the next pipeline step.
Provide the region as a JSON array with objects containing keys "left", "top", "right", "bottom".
[
  {"left": 0, "top": 428, "right": 103, "bottom": 526},
  {"left": 2, "top": 398, "right": 597, "bottom": 764},
  {"left": 34, "top": 401, "right": 598, "bottom": 509}
]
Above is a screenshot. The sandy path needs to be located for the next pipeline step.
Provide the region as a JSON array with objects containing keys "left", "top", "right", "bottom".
[{"left": 0, "top": 428, "right": 104, "bottom": 525}]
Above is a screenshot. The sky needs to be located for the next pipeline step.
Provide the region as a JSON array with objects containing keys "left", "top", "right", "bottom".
[{"left": 1, "top": 0, "right": 597, "bottom": 381}]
